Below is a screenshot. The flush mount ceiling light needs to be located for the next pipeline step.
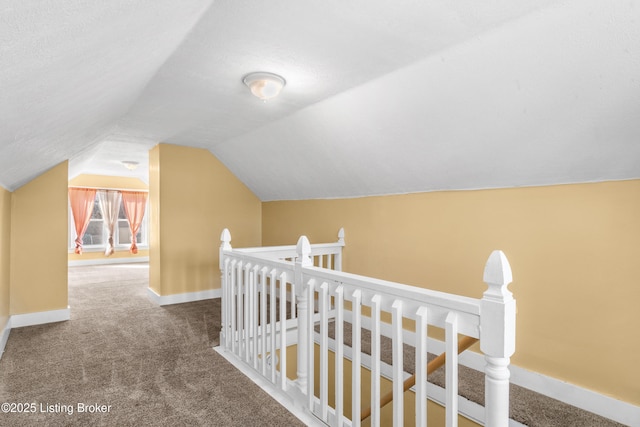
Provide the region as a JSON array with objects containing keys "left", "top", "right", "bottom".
[
  {"left": 243, "top": 72, "right": 286, "bottom": 101},
  {"left": 121, "top": 160, "right": 139, "bottom": 171}
]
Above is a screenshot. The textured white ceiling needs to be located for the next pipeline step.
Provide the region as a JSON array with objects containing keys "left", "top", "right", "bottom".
[
  {"left": 0, "top": 0, "right": 213, "bottom": 189},
  {"left": 1, "top": 0, "right": 639, "bottom": 200}
]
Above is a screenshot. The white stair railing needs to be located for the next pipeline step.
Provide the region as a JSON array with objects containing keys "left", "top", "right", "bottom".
[
  {"left": 231, "top": 228, "right": 345, "bottom": 269},
  {"left": 218, "top": 228, "right": 515, "bottom": 427},
  {"left": 219, "top": 229, "right": 345, "bottom": 388}
]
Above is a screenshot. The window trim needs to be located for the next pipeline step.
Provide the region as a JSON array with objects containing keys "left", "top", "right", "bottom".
[{"left": 68, "top": 188, "right": 149, "bottom": 253}]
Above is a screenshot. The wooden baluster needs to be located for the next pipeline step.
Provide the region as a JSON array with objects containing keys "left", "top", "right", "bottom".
[
  {"left": 335, "top": 227, "right": 345, "bottom": 271},
  {"left": 221, "top": 257, "right": 229, "bottom": 348},
  {"left": 319, "top": 282, "right": 329, "bottom": 421},
  {"left": 279, "top": 271, "right": 288, "bottom": 391},
  {"left": 295, "top": 236, "right": 312, "bottom": 395},
  {"left": 291, "top": 281, "right": 296, "bottom": 320},
  {"left": 415, "top": 306, "right": 428, "bottom": 427},
  {"left": 335, "top": 285, "right": 345, "bottom": 427},
  {"left": 445, "top": 312, "right": 459, "bottom": 427},
  {"left": 247, "top": 264, "right": 253, "bottom": 365},
  {"left": 243, "top": 263, "right": 252, "bottom": 364},
  {"left": 481, "top": 250, "right": 515, "bottom": 427},
  {"left": 370, "top": 295, "right": 382, "bottom": 427},
  {"left": 260, "top": 267, "right": 267, "bottom": 376},
  {"left": 219, "top": 229, "right": 232, "bottom": 348},
  {"left": 351, "top": 290, "right": 362, "bottom": 427},
  {"left": 229, "top": 259, "right": 237, "bottom": 352},
  {"left": 307, "top": 279, "right": 316, "bottom": 411},
  {"left": 236, "top": 261, "right": 243, "bottom": 357},
  {"left": 252, "top": 265, "right": 260, "bottom": 370},
  {"left": 269, "top": 269, "right": 277, "bottom": 384},
  {"left": 391, "top": 300, "right": 404, "bottom": 427}
]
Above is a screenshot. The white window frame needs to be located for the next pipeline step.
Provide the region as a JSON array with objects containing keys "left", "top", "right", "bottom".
[{"left": 68, "top": 190, "right": 149, "bottom": 253}]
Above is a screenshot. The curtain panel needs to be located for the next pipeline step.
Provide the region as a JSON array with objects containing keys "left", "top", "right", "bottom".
[
  {"left": 121, "top": 191, "right": 148, "bottom": 254},
  {"left": 68, "top": 188, "right": 97, "bottom": 254},
  {"left": 97, "top": 190, "right": 122, "bottom": 256}
]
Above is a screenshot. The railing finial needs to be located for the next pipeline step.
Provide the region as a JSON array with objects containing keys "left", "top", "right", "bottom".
[
  {"left": 296, "top": 235, "right": 312, "bottom": 266},
  {"left": 337, "top": 227, "right": 345, "bottom": 245},
  {"left": 220, "top": 228, "right": 232, "bottom": 251},
  {"left": 481, "top": 250, "right": 516, "bottom": 427},
  {"left": 483, "top": 250, "right": 513, "bottom": 301}
]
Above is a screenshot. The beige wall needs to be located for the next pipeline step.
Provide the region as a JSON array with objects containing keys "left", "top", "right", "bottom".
[
  {"left": 0, "top": 186, "right": 11, "bottom": 331},
  {"left": 10, "top": 162, "right": 68, "bottom": 315},
  {"left": 263, "top": 180, "right": 640, "bottom": 405},
  {"left": 67, "top": 174, "right": 149, "bottom": 262},
  {"left": 149, "top": 144, "right": 261, "bottom": 296},
  {"left": 149, "top": 146, "right": 161, "bottom": 295}
]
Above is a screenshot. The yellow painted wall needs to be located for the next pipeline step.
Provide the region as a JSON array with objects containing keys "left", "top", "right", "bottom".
[
  {"left": 67, "top": 174, "right": 149, "bottom": 262},
  {"left": 149, "top": 146, "right": 161, "bottom": 295},
  {"left": 262, "top": 180, "right": 640, "bottom": 405},
  {"left": 10, "top": 162, "right": 68, "bottom": 315},
  {"left": 0, "top": 186, "right": 11, "bottom": 331},
  {"left": 149, "top": 144, "right": 261, "bottom": 296}
]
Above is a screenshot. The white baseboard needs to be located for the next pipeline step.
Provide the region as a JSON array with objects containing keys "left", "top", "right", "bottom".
[
  {"left": 510, "top": 366, "right": 639, "bottom": 427},
  {"left": 0, "top": 318, "right": 10, "bottom": 359},
  {"left": 214, "top": 346, "right": 325, "bottom": 427},
  {"left": 68, "top": 256, "right": 149, "bottom": 267},
  {"left": 427, "top": 338, "right": 640, "bottom": 427},
  {"left": 11, "top": 307, "right": 71, "bottom": 328},
  {"left": 147, "top": 287, "right": 221, "bottom": 306}
]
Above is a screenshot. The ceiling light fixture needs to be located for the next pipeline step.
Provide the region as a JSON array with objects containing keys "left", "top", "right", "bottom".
[
  {"left": 243, "top": 72, "right": 286, "bottom": 101},
  {"left": 122, "top": 160, "right": 139, "bottom": 171}
]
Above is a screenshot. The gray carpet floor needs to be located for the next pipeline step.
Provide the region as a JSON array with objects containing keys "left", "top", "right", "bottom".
[{"left": 0, "top": 264, "right": 303, "bottom": 427}]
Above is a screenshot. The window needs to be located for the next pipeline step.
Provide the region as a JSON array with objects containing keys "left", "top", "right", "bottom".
[
  {"left": 82, "top": 198, "right": 105, "bottom": 246},
  {"left": 117, "top": 202, "right": 142, "bottom": 245},
  {"left": 69, "top": 190, "right": 148, "bottom": 251}
]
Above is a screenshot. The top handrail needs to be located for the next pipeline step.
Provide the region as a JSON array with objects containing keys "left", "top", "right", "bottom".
[
  {"left": 231, "top": 228, "right": 345, "bottom": 258},
  {"left": 221, "top": 229, "right": 482, "bottom": 325},
  {"left": 221, "top": 228, "right": 345, "bottom": 273},
  {"left": 300, "top": 264, "right": 481, "bottom": 316},
  {"left": 220, "top": 229, "right": 511, "bottom": 324}
]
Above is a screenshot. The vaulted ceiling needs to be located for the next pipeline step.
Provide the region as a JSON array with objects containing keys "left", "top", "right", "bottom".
[{"left": 1, "top": 0, "right": 639, "bottom": 200}]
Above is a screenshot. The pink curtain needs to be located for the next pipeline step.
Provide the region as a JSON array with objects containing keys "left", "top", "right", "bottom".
[
  {"left": 69, "top": 188, "right": 97, "bottom": 254},
  {"left": 121, "top": 191, "right": 148, "bottom": 254},
  {"left": 97, "top": 190, "right": 121, "bottom": 256}
]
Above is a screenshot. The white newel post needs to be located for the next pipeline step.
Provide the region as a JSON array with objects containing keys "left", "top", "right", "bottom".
[
  {"left": 335, "top": 227, "right": 345, "bottom": 271},
  {"left": 481, "top": 250, "right": 515, "bottom": 427},
  {"left": 295, "top": 235, "right": 312, "bottom": 394},
  {"left": 219, "top": 229, "right": 232, "bottom": 348}
]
